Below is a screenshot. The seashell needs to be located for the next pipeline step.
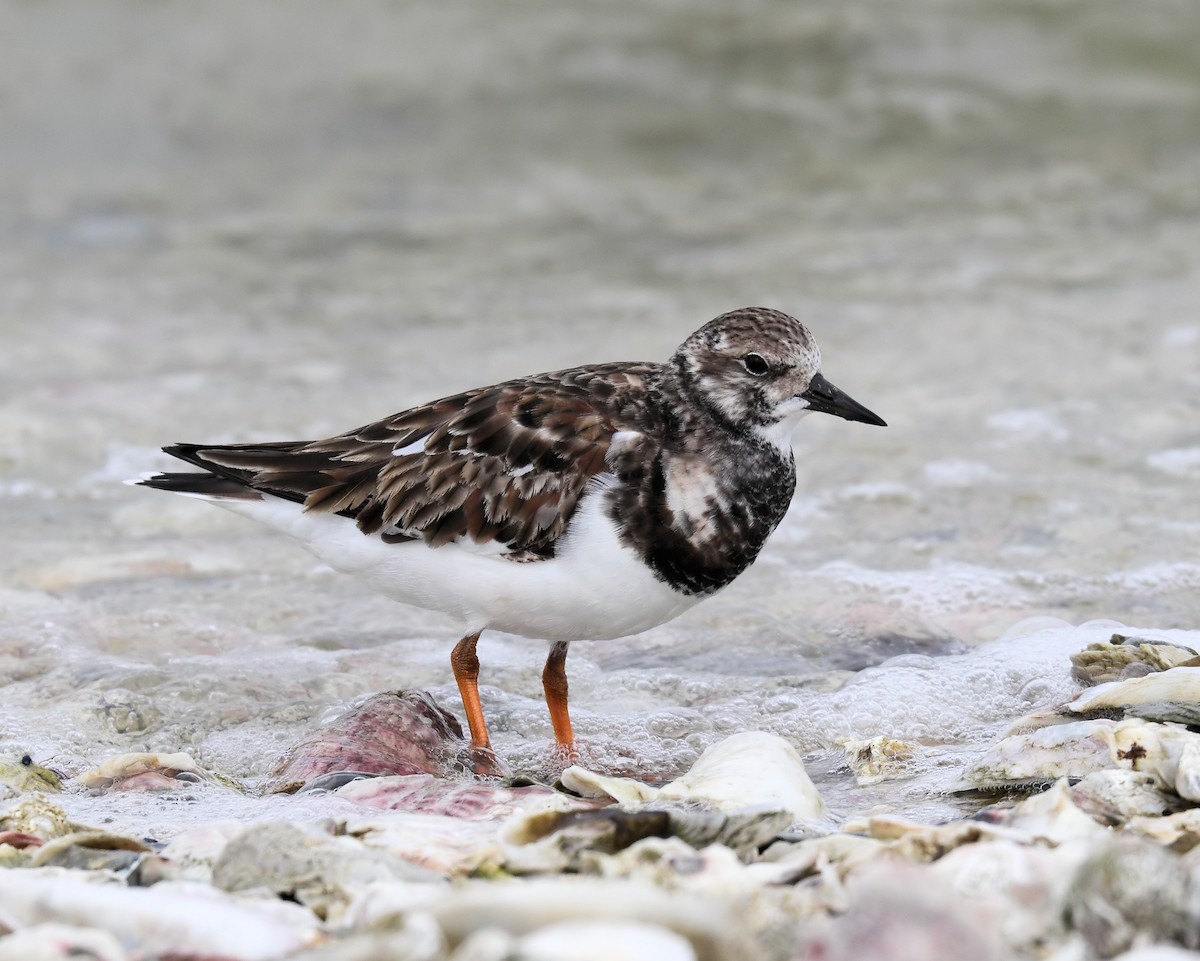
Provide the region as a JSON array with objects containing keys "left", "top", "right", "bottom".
[
  {"left": 212, "top": 821, "right": 441, "bottom": 922},
  {"left": 0, "top": 923, "right": 129, "bottom": 961},
  {"left": 330, "top": 772, "right": 564, "bottom": 820},
  {"left": 29, "top": 830, "right": 151, "bottom": 874},
  {"left": 341, "top": 811, "right": 508, "bottom": 876},
  {"left": 269, "top": 691, "right": 502, "bottom": 793},
  {"left": 0, "top": 830, "right": 44, "bottom": 850},
  {"left": 156, "top": 822, "right": 247, "bottom": 883},
  {"left": 77, "top": 751, "right": 223, "bottom": 792},
  {"left": 963, "top": 718, "right": 1200, "bottom": 802},
  {"left": 515, "top": 920, "right": 698, "bottom": 961},
  {"left": 1124, "top": 809, "right": 1200, "bottom": 853},
  {"left": 0, "top": 754, "right": 63, "bottom": 794},
  {"left": 558, "top": 767, "right": 660, "bottom": 805},
  {"left": 501, "top": 804, "right": 673, "bottom": 875},
  {"left": 1063, "top": 835, "right": 1200, "bottom": 957},
  {"left": 839, "top": 782, "right": 1104, "bottom": 866},
  {"left": 1071, "top": 634, "right": 1198, "bottom": 686},
  {"left": 666, "top": 808, "right": 794, "bottom": 858},
  {"left": 0, "top": 872, "right": 320, "bottom": 960},
  {"left": 1067, "top": 668, "right": 1200, "bottom": 726},
  {"left": 501, "top": 799, "right": 792, "bottom": 876},
  {"left": 419, "top": 876, "right": 755, "bottom": 961},
  {"left": 928, "top": 839, "right": 1092, "bottom": 956},
  {"left": 586, "top": 835, "right": 740, "bottom": 885},
  {"left": 970, "top": 779, "right": 1108, "bottom": 845},
  {"left": 562, "top": 732, "right": 825, "bottom": 823},
  {"left": 1068, "top": 770, "right": 1187, "bottom": 825},
  {"left": 792, "top": 861, "right": 1007, "bottom": 961},
  {"left": 272, "top": 915, "right": 446, "bottom": 961},
  {"left": 839, "top": 736, "right": 917, "bottom": 785},
  {"left": 743, "top": 833, "right": 891, "bottom": 887},
  {"left": 0, "top": 795, "right": 77, "bottom": 840}
]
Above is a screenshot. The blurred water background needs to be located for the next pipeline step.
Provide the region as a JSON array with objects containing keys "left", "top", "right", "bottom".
[{"left": 1, "top": 0, "right": 1199, "bottom": 832}]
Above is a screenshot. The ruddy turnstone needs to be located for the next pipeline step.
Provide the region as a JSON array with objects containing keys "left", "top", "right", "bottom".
[{"left": 137, "top": 307, "right": 884, "bottom": 762}]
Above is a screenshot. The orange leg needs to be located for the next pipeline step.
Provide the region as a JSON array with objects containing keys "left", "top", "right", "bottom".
[
  {"left": 542, "top": 641, "right": 576, "bottom": 758},
  {"left": 450, "top": 630, "right": 490, "bottom": 751}
]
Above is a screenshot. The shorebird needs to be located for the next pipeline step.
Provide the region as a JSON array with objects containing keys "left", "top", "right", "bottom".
[{"left": 137, "top": 307, "right": 885, "bottom": 765}]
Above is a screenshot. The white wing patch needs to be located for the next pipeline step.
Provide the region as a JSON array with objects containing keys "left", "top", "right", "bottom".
[{"left": 392, "top": 437, "right": 428, "bottom": 456}]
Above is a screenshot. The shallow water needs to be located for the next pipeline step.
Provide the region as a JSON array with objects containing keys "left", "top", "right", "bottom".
[{"left": 2, "top": 0, "right": 1199, "bottom": 833}]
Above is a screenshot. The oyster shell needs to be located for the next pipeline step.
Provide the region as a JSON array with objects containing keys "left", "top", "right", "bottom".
[
  {"left": 563, "top": 732, "right": 826, "bottom": 823},
  {"left": 964, "top": 718, "right": 1200, "bottom": 802},
  {"left": 77, "top": 752, "right": 224, "bottom": 792},
  {"left": 0, "top": 755, "right": 62, "bottom": 795},
  {"left": 270, "top": 691, "right": 500, "bottom": 793},
  {"left": 1071, "top": 635, "right": 1198, "bottom": 686},
  {"left": 1067, "top": 668, "right": 1200, "bottom": 726}
]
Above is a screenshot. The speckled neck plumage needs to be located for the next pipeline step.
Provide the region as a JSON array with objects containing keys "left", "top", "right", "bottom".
[{"left": 602, "top": 363, "right": 797, "bottom": 596}]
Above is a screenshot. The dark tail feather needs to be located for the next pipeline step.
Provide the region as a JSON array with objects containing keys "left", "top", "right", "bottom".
[
  {"left": 134, "top": 471, "right": 262, "bottom": 500},
  {"left": 142, "top": 442, "right": 317, "bottom": 506}
]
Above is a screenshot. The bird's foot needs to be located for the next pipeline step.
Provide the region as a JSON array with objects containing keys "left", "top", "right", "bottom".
[
  {"left": 461, "top": 743, "right": 509, "bottom": 779},
  {"left": 553, "top": 740, "right": 581, "bottom": 768}
]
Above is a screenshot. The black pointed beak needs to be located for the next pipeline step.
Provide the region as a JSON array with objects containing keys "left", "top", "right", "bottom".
[{"left": 800, "top": 372, "right": 887, "bottom": 426}]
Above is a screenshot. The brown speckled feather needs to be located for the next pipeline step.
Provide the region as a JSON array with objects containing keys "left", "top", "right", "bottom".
[{"left": 172, "top": 363, "right": 663, "bottom": 558}]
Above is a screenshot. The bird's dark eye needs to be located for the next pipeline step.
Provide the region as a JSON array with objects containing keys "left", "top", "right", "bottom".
[
  {"left": 742, "top": 353, "right": 769, "bottom": 376},
  {"left": 20, "top": 754, "right": 32, "bottom": 767}
]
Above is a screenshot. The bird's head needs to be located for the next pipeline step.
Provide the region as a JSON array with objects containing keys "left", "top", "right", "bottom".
[{"left": 672, "top": 307, "right": 886, "bottom": 444}]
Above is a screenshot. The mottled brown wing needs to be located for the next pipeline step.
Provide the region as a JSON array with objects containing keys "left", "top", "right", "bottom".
[{"left": 180, "top": 362, "right": 662, "bottom": 557}]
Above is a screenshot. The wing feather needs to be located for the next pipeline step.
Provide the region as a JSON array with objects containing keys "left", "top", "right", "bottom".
[{"left": 164, "top": 363, "right": 662, "bottom": 558}]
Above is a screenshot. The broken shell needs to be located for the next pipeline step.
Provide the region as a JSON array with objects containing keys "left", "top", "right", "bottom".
[
  {"left": 269, "top": 691, "right": 500, "bottom": 793},
  {"left": 77, "top": 751, "right": 222, "bottom": 792},
  {"left": 1071, "top": 635, "right": 1198, "bottom": 686},
  {"left": 331, "top": 772, "right": 562, "bottom": 819},
  {"left": 0, "top": 795, "right": 77, "bottom": 840},
  {"left": 1067, "top": 668, "right": 1200, "bottom": 726},
  {"left": 156, "top": 822, "right": 247, "bottom": 883},
  {"left": 0, "top": 755, "right": 62, "bottom": 794},
  {"left": 929, "top": 839, "right": 1092, "bottom": 955},
  {"left": 502, "top": 805, "right": 674, "bottom": 875},
  {"left": 793, "top": 862, "right": 1007, "bottom": 961},
  {"left": 840, "top": 736, "right": 917, "bottom": 785},
  {"left": 212, "top": 821, "right": 441, "bottom": 922},
  {"left": 1125, "top": 809, "right": 1200, "bottom": 853},
  {"left": 964, "top": 718, "right": 1200, "bottom": 802},
  {"left": 657, "top": 733, "right": 825, "bottom": 820},
  {"left": 1068, "top": 770, "right": 1187, "bottom": 825},
  {"left": 276, "top": 915, "right": 446, "bottom": 961},
  {"left": 342, "top": 811, "right": 508, "bottom": 876},
  {"left": 0, "top": 923, "right": 129, "bottom": 961},
  {"left": 420, "top": 877, "right": 754, "bottom": 961},
  {"left": 563, "top": 732, "right": 825, "bottom": 823},
  {"left": 29, "top": 830, "right": 151, "bottom": 873},
  {"left": 745, "top": 833, "right": 892, "bottom": 887},
  {"left": 1063, "top": 835, "right": 1200, "bottom": 957},
  {"left": 516, "top": 920, "right": 698, "bottom": 961},
  {"left": 0, "top": 872, "right": 320, "bottom": 960},
  {"left": 971, "top": 779, "right": 1108, "bottom": 845}
]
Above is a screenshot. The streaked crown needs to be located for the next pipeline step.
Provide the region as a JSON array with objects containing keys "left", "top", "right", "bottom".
[{"left": 671, "top": 307, "right": 823, "bottom": 430}]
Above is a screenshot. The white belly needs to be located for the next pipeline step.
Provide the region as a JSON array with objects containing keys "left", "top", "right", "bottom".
[{"left": 213, "top": 487, "right": 700, "bottom": 642}]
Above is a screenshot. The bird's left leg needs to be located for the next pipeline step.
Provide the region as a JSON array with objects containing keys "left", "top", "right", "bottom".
[{"left": 542, "top": 640, "right": 577, "bottom": 760}]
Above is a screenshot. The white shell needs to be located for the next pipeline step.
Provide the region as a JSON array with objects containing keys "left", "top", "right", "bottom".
[
  {"left": 562, "top": 732, "right": 825, "bottom": 823},
  {"left": 1067, "top": 667, "right": 1200, "bottom": 725}
]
